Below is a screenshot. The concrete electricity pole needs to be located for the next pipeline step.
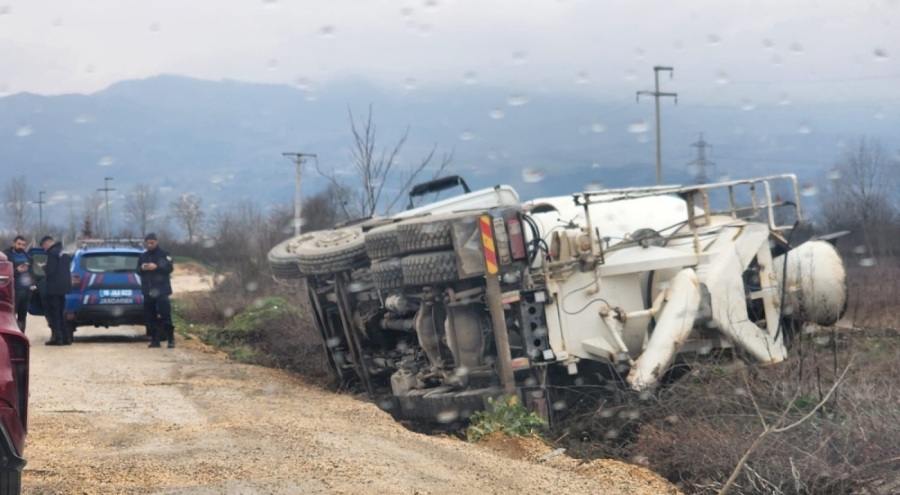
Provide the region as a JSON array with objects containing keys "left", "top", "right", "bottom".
[
  {"left": 282, "top": 152, "right": 317, "bottom": 237},
  {"left": 98, "top": 177, "right": 115, "bottom": 240},
  {"left": 36, "top": 190, "right": 46, "bottom": 234},
  {"left": 637, "top": 66, "right": 678, "bottom": 185},
  {"left": 687, "top": 133, "right": 716, "bottom": 184}
]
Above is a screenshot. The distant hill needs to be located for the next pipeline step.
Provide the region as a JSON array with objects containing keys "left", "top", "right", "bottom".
[{"left": 1, "top": 74, "right": 896, "bottom": 228}]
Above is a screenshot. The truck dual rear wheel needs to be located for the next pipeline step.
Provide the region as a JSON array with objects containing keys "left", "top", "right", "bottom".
[
  {"left": 268, "top": 237, "right": 305, "bottom": 279},
  {"left": 401, "top": 251, "right": 464, "bottom": 286}
]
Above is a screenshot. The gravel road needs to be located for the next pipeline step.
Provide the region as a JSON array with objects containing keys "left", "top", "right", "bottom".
[{"left": 21, "top": 276, "right": 680, "bottom": 495}]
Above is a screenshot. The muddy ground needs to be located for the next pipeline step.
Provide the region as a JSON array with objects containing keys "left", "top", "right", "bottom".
[{"left": 21, "top": 272, "right": 679, "bottom": 495}]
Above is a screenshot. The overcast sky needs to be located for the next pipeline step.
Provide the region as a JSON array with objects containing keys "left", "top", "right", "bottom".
[{"left": 1, "top": 0, "right": 898, "bottom": 107}]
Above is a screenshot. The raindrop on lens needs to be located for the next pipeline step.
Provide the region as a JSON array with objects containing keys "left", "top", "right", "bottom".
[
  {"left": 522, "top": 168, "right": 545, "bottom": 183},
  {"left": 590, "top": 123, "right": 606, "bottom": 133},
  {"left": 98, "top": 155, "right": 115, "bottom": 166},
  {"left": 379, "top": 400, "right": 394, "bottom": 411},
  {"left": 462, "top": 70, "right": 477, "bottom": 85},
  {"left": 741, "top": 100, "right": 756, "bottom": 111},
  {"left": 552, "top": 400, "right": 567, "bottom": 411},
  {"left": 245, "top": 282, "right": 259, "bottom": 292},
  {"left": 0, "top": 5, "right": 9, "bottom": 15},
  {"left": 779, "top": 93, "right": 791, "bottom": 105},
  {"left": 797, "top": 123, "right": 812, "bottom": 134},
  {"left": 800, "top": 184, "right": 817, "bottom": 197},
  {"left": 326, "top": 337, "right": 341, "bottom": 348},
  {"left": 762, "top": 39, "right": 774, "bottom": 51},
  {"left": 790, "top": 42, "right": 804, "bottom": 54},
  {"left": 506, "top": 94, "right": 529, "bottom": 106},
  {"left": 489, "top": 107, "right": 505, "bottom": 119},
  {"left": 253, "top": 298, "right": 265, "bottom": 308},
  {"left": 827, "top": 168, "right": 841, "bottom": 180},
  {"left": 459, "top": 130, "right": 475, "bottom": 141},
  {"left": 575, "top": 71, "right": 589, "bottom": 84},
  {"left": 707, "top": 34, "right": 721, "bottom": 46},
  {"left": 511, "top": 50, "right": 527, "bottom": 65},
  {"left": 604, "top": 429, "right": 619, "bottom": 439},
  {"left": 403, "top": 77, "right": 418, "bottom": 90},
  {"left": 202, "top": 238, "right": 216, "bottom": 248},
  {"left": 873, "top": 48, "right": 888, "bottom": 62},
  {"left": 627, "top": 120, "right": 649, "bottom": 133},
  {"left": 423, "top": 0, "right": 439, "bottom": 10},
  {"left": 223, "top": 307, "right": 235, "bottom": 318},
  {"left": 436, "top": 410, "right": 459, "bottom": 423},
  {"left": 295, "top": 77, "right": 314, "bottom": 91},
  {"left": 874, "top": 109, "right": 885, "bottom": 120},
  {"left": 319, "top": 25, "right": 336, "bottom": 38},
  {"left": 455, "top": 366, "right": 470, "bottom": 377},
  {"left": 15, "top": 125, "right": 33, "bottom": 137},
  {"left": 267, "top": 59, "right": 278, "bottom": 70},
  {"left": 715, "top": 71, "right": 730, "bottom": 84},
  {"left": 771, "top": 55, "right": 784, "bottom": 66},
  {"left": 859, "top": 258, "right": 876, "bottom": 267},
  {"left": 585, "top": 181, "right": 604, "bottom": 192},
  {"left": 149, "top": 22, "right": 161, "bottom": 33},
  {"left": 623, "top": 69, "right": 637, "bottom": 81}
]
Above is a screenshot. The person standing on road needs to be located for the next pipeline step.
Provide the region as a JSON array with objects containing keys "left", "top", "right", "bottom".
[
  {"left": 138, "top": 233, "right": 176, "bottom": 348},
  {"left": 38, "top": 235, "right": 72, "bottom": 345},
  {"left": 3, "top": 236, "right": 36, "bottom": 332}
]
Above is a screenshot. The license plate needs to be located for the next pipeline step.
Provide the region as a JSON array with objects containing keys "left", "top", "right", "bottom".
[
  {"left": 100, "top": 290, "right": 133, "bottom": 297},
  {"left": 99, "top": 297, "right": 134, "bottom": 304}
]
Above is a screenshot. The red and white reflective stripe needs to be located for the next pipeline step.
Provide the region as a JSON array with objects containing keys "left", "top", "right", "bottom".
[{"left": 480, "top": 215, "right": 498, "bottom": 275}]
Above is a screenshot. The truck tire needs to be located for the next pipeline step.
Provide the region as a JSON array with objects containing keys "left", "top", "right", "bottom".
[
  {"left": 371, "top": 258, "right": 404, "bottom": 291},
  {"left": 268, "top": 237, "right": 305, "bottom": 279},
  {"left": 396, "top": 213, "right": 472, "bottom": 254},
  {"left": 401, "top": 251, "right": 464, "bottom": 286},
  {"left": 293, "top": 228, "right": 369, "bottom": 275},
  {"left": 365, "top": 223, "right": 402, "bottom": 260},
  {"left": 0, "top": 469, "right": 21, "bottom": 495}
]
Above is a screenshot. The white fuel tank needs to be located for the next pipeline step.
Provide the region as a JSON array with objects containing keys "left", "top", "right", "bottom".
[{"left": 773, "top": 240, "right": 847, "bottom": 326}]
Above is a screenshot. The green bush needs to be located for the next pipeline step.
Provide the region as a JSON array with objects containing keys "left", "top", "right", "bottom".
[{"left": 467, "top": 395, "right": 547, "bottom": 443}]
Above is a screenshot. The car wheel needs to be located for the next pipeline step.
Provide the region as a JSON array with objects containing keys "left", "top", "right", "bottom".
[
  {"left": 371, "top": 258, "right": 404, "bottom": 291},
  {"left": 267, "top": 237, "right": 304, "bottom": 280},
  {"left": 364, "top": 223, "right": 402, "bottom": 260},
  {"left": 401, "top": 250, "right": 468, "bottom": 286}
]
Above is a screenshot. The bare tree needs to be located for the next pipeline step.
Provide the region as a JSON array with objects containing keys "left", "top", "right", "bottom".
[
  {"left": 316, "top": 105, "right": 452, "bottom": 218},
  {"left": 2, "top": 176, "right": 32, "bottom": 234},
  {"left": 301, "top": 183, "right": 350, "bottom": 232},
  {"left": 125, "top": 183, "right": 159, "bottom": 238},
  {"left": 170, "top": 194, "right": 205, "bottom": 243},
  {"left": 82, "top": 193, "right": 103, "bottom": 238},
  {"left": 821, "top": 138, "right": 899, "bottom": 257}
]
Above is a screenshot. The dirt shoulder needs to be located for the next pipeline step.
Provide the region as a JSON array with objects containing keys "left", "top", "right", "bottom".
[{"left": 22, "top": 274, "right": 680, "bottom": 495}]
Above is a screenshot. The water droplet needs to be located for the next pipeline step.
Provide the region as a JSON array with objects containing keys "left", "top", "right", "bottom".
[
  {"left": 15, "top": 125, "right": 33, "bottom": 137},
  {"left": 827, "top": 168, "right": 841, "bottom": 180},
  {"left": 84, "top": 64, "right": 96, "bottom": 74},
  {"left": 305, "top": 92, "right": 319, "bottom": 102},
  {"left": 790, "top": 42, "right": 804, "bottom": 55},
  {"left": 575, "top": 71, "right": 589, "bottom": 84},
  {"left": 459, "top": 130, "right": 475, "bottom": 141},
  {"left": 590, "top": 163, "right": 601, "bottom": 169},
  {"left": 522, "top": 168, "right": 545, "bottom": 183},
  {"left": 267, "top": 59, "right": 278, "bottom": 70},
  {"left": 223, "top": 307, "right": 235, "bottom": 318},
  {"left": 488, "top": 107, "right": 505, "bottom": 119},
  {"left": 800, "top": 183, "right": 818, "bottom": 197},
  {"left": 418, "top": 23, "right": 432, "bottom": 35},
  {"left": 400, "top": 7, "right": 413, "bottom": 18},
  {"left": 52, "top": 17, "right": 63, "bottom": 27},
  {"left": 436, "top": 409, "right": 459, "bottom": 423},
  {"left": 771, "top": 55, "right": 784, "bottom": 66},
  {"left": 874, "top": 108, "right": 885, "bottom": 119},
  {"left": 245, "top": 281, "right": 259, "bottom": 292},
  {"left": 462, "top": 70, "right": 478, "bottom": 85},
  {"left": 741, "top": 100, "right": 756, "bottom": 111},
  {"left": 423, "top": 0, "right": 439, "bottom": 9},
  {"left": 202, "top": 238, "right": 217, "bottom": 248},
  {"left": 852, "top": 245, "right": 866, "bottom": 255},
  {"left": 552, "top": 400, "right": 567, "bottom": 411},
  {"left": 623, "top": 69, "right": 637, "bottom": 81},
  {"left": 707, "top": 34, "right": 722, "bottom": 46},
  {"left": 585, "top": 181, "right": 604, "bottom": 192},
  {"left": 604, "top": 428, "right": 620, "bottom": 439},
  {"left": 778, "top": 93, "right": 791, "bottom": 105},
  {"left": 627, "top": 120, "right": 649, "bottom": 133},
  {"left": 403, "top": 77, "right": 418, "bottom": 90},
  {"left": 762, "top": 39, "right": 774, "bottom": 51},
  {"left": 320, "top": 25, "right": 336, "bottom": 38},
  {"left": 636, "top": 134, "right": 649, "bottom": 144},
  {"left": 262, "top": 0, "right": 278, "bottom": 6},
  {"left": 295, "top": 77, "right": 314, "bottom": 91},
  {"left": 326, "top": 337, "right": 342, "bottom": 348},
  {"left": 149, "top": 22, "right": 161, "bottom": 33},
  {"left": 859, "top": 257, "right": 877, "bottom": 267},
  {"left": 511, "top": 50, "right": 527, "bottom": 65},
  {"left": 590, "top": 122, "right": 606, "bottom": 133},
  {"left": 873, "top": 48, "right": 888, "bottom": 62},
  {"left": 379, "top": 399, "right": 395, "bottom": 411},
  {"left": 506, "top": 94, "right": 529, "bottom": 106},
  {"left": 634, "top": 47, "right": 645, "bottom": 61},
  {"left": 0, "top": 5, "right": 10, "bottom": 15},
  {"left": 253, "top": 298, "right": 265, "bottom": 308},
  {"left": 797, "top": 123, "right": 812, "bottom": 134},
  {"left": 98, "top": 156, "right": 115, "bottom": 166},
  {"left": 715, "top": 71, "right": 730, "bottom": 84}
]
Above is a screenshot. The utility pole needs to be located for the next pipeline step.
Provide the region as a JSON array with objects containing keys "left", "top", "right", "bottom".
[
  {"left": 98, "top": 177, "right": 115, "bottom": 240},
  {"left": 637, "top": 66, "right": 678, "bottom": 185},
  {"left": 36, "top": 190, "right": 46, "bottom": 234},
  {"left": 282, "top": 152, "right": 317, "bottom": 237},
  {"left": 686, "top": 133, "right": 716, "bottom": 184}
]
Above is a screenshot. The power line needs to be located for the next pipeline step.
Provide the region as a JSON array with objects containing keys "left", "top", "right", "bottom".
[
  {"left": 686, "top": 133, "right": 716, "bottom": 184},
  {"left": 637, "top": 66, "right": 678, "bottom": 184},
  {"left": 35, "top": 190, "right": 47, "bottom": 234},
  {"left": 97, "top": 177, "right": 114, "bottom": 240},
  {"left": 282, "top": 152, "right": 317, "bottom": 237}
]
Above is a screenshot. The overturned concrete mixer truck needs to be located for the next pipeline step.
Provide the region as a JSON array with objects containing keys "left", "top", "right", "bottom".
[{"left": 268, "top": 174, "right": 847, "bottom": 422}]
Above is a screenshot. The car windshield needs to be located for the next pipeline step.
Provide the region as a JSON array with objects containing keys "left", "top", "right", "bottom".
[{"left": 80, "top": 253, "right": 140, "bottom": 273}]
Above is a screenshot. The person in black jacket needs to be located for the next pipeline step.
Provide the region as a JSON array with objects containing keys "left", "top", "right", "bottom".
[
  {"left": 3, "top": 236, "right": 35, "bottom": 332},
  {"left": 38, "top": 235, "right": 72, "bottom": 345},
  {"left": 137, "top": 233, "right": 176, "bottom": 348}
]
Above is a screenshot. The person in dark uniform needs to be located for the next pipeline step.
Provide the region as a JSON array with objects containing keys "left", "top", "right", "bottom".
[
  {"left": 3, "top": 236, "right": 35, "bottom": 332},
  {"left": 137, "top": 233, "right": 176, "bottom": 348},
  {"left": 38, "top": 235, "right": 72, "bottom": 345}
]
